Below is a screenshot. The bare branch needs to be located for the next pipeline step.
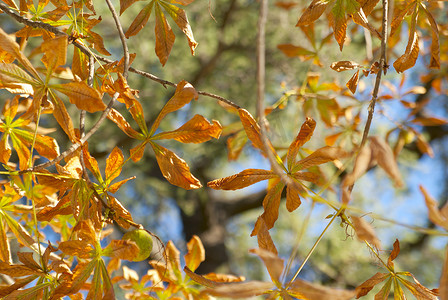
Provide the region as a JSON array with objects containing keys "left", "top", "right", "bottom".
[{"left": 104, "top": 0, "right": 130, "bottom": 78}]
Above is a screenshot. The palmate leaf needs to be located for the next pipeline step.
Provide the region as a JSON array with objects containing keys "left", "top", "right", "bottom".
[{"left": 124, "top": 0, "right": 197, "bottom": 65}]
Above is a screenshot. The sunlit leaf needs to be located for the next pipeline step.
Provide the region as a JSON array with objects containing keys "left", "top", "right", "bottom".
[
  {"left": 393, "top": 9, "right": 419, "bottom": 73},
  {"left": 151, "top": 143, "right": 202, "bottom": 189},
  {"left": 355, "top": 272, "right": 390, "bottom": 298},
  {"left": 184, "top": 235, "right": 205, "bottom": 272},
  {"left": 105, "top": 147, "right": 124, "bottom": 183},
  {"left": 330, "top": 60, "right": 360, "bottom": 72},
  {"left": 249, "top": 248, "right": 283, "bottom": 285},
  {"left": 287, "top": 117, "right": 316, "bottom": 170},
  {"left": 255, "top": 217, "right": 278, "bottom": 255},
  {"left": 153, "top": 114, "right": 222, "bottom": 143},
  {"left": 150, "top": 80, "right": 198, "bottom": 135},
  {"left": 296, "top": 0, "right": 330, "bottom": 26},
  {"left": 420, "top": 185, "right": 448, "bottom": 230},
  {"left": 289, "top": 279, "right": 356, "bottom": 300},
  {"left": 346, "top": 70, "right": 360, "bottom": 94},
  {"left": 154, "top": 4, "right": 175, "bottom": 66},
  {"left": 351, "top": 216, "right": 381, "bottom": 249},
  {"left": 53, "top": 81, "right": 105, "bottom": 113},
  {"left": 208, "top": 169, "right": 276, "bottom": 190}
]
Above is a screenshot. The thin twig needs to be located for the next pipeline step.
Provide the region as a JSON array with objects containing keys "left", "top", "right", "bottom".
[
  {"left": 0, "top": 2, "right": 240, "bottom": 109},
  {"left": 347, "top": 0, "right": 389, "bottom": 197},
  {"left": 256, "top": 0, "right": 293, "bottom": 187},
  {"left": 104, "top": 0, "right": 130, "bottom": 78}
]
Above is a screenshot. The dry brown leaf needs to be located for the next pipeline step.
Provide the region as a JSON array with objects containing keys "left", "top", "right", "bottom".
[
  {"left": 369, "top": 136, "right": 403, "bottom": 187},
  {"left": 351, "top": 216, "right": 381, "bottom": 249},
  {"left": 107, "top": 108, "right": 142, "bottom": 139},
  {"left": 289, "top": 279, "right": 356, "bottom": 300},
  {"left": 238, "top": 108, "right": 265, "bottom": 153},
  {"left": 249, "top": 248, "right": 284, "bottom": 284},
  {"left": 184, "top": 266, "right": 223, "bottom": 288},
  {"left": 207, "top": 169, "right": 277, "bottom": 190},
  {"left": 205, "top": 280, "right": 275, "bottom": 298},
  {"left": 203, "top": 272, "right": 245, "bottom": 283},
  {"left": 343, "top": 145, "right": 372, "bottom": 187},
  {"left": 251, "top": 182, "right": 285, "bottom": 236},
  {"left": 105, "top": 147, "right": 124, "bottom": 183},
  {"left": 420, "top": 185, "right": 448, "bottom": 230},
  {"left": 387, "top": 239, "right": 400, "bottom": 269},
  {"left": 420, "top": 4, "right": 440, "bottom": 69},
  {"left": 330, "top": 60, "right": 360, "bottom": 72}
]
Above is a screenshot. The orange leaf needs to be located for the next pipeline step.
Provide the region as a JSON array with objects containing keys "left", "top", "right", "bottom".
[
  {"left": 294, "top": 146, "right": 348, "bottom": 172},
  {"left": 49, "top": 93, "right": 77, "bottom": 142},
  {"left": 255, "top": 217, "right": 278, "bottom": 255},
  {"left": 58, "top": 240, "right": 92, "bottom": 259},
  {"left": 331, "top": 2, "right": 347, "bottom": 51},
  {"left": 351, "top": 216, "right": 381, "bottom": 249},
  {"left": 238, "top": 108, "right": 271, "bottom": 155},
  {"left": 387, "top": 239, "right": 400, "bottom": 269},
  {"left": 420, "top": 4, "right": 440, "bottom": 69},
  {"left": 154, "top": 5, "right": 175, "bottom": 66},
  {"left": 107, "top": 108, "right": 143, "bottom": 139},
  {"left": 108, "top": 176, "right": 135, "bottom": 194},
  {"left": 342, "top": 145, "right": 371, "bottom": 187},
  {"left": 0, "top": 221, "right": 11, "bottom": 264},
  {"left": 151, "top": 143, "right": 202, "bottom": 189},
  {"left": 120, "top": 0, "right": 140, "bottom": 15},
  {"left": 125, "top": 3, "right": 154, "bottom": 37},
  {"left": 153, "top": 114, "right": 222, "bottom": 143},
  {"left": 41, "top": 35, "right": 67, "bottom": 69},
  {"left": 54, "top": 81, "right": 105, "bottom": 113},
  {"left": 184, "top": 235, "right": 205, "bottom": 272},
  {"left": 346, "top": 69, "right": 360, "bottom": 94},
  {"left": 393, "top": 10, "right": 419, "bottom": 73},
  {"left": 103, "top": 239, "right": 139, "bottom": 260},
  {"left": 203, "top": 272, "right": 245, "bottom": 283},
  {"left": 330, "top": 60, "right": 360, "bottom": 72},
  {"left": 250, "top": 248, "right": 284, "bottom": 284},
  {"left": 420, "top": 185, "right": 448, "bottom": 230},
  {"left": 277, "top": 44, "right": 315, "bottom": 59},
  {"left": 150, "top": 80, "right": 198, "bottom": 135},
  {"left": 287, "top": 117, "right": 316, "bottom": 170},
  {"left": 184, "top": 266, "right": 223, "bottom": 288},
  {"left": 0, "top": 28, "right": 40, "bottom": 79},
  {"left": 289, "top": 279, "right": 356, "bottom": 300},
  {"left": 105, "top": 147, "right": 124, "bottom": 183},
  {"left": 159, "top": 2, "right": 198, "bottom": 55},
  {"left": 286, "top": 185, "right": 302, "bottom": 212},
  {"left": 355, "top": 272, "right": 390, "bottom": 298},
  {"left": 411, "top": 116, "right": 448, "bottom": 126},
  {"left": 0, "top": 135, "right": 12, "bottom": 165},
  {"left": 251, "top": 181, "right": 285, "bottom": 236},
  {"left": 296, "top": 0, "right": 330, "bottom": 26},
  {"left": 207, "top": 169, "right": 277, "bottom": 190}
]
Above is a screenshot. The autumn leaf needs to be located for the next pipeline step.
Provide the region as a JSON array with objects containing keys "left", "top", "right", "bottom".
[
  {"left": 351, "top": 216, "right": 381, "bottom": 249},
  {"left": 184, "top": 235, "right": 205, "bottom": 272},
  {"left": 152, "top": 114, "right": 222, "bottom": 143},
  {"left": 289, "top": 279, "right": 355, "bottom": 300},
  {"left": 296, "top": 0, "right": 330, "bottom": 27},
  {"left": 330, "top": 60, "right": 361, "bottom": 72},
  {"left": 208, "top": 169, "right": 277, "bottom": 190},
  {"left": 346, "top": 69, "right": 360, "bottom": 94},
  {"left": 52, "top": 81, "right": 106, "bottom": 113},
  {"left": 355, "top": 272, "right": 390, "bottom": 298},
  {"left": 420, "top": 185, "right": 448, "bottom": 230},
  {"left": 393, "top": 8, "right": 419, "bottom": 73},
  {"left": 151, "top": 142, "right": 202, "bottom": 189}
]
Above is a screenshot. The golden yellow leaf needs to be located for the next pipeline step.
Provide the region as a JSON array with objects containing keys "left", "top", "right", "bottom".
[
  {"left": 369, "top": 136, "right": 403, "bottom": 188},
  {"left": 107, "top": 108, "right": 143, "bottom": 139},
  {"left": 207, "top": 169, "right": 277, "bottom": 190},
  {"left": 184, "top": 266, "right": 223, "bottom": 288},
  {"left": 203, "top": 272, "right": 245, "bottom": 283},
  {"left": 105, "top": 147, "right": 124, "bottom": 183},
  {"left": 58, "top": 240, "right": 92, "bottom": 259},
  {"left": 238, "top": 108, "right": 273, "bottom": 155},
  {"left": 41, "top": 35, "right": 67, "bottom": 69},
  {"left": 184, "top": 235, "right": 205, "bottom": 272},
  {"left": 152, "top": 143, "right": 202, "bottom": 189}
]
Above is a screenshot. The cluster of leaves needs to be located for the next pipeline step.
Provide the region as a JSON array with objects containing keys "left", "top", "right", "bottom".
[{"left": 0, "top": 0, "right": 446, "bottom": 298}]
